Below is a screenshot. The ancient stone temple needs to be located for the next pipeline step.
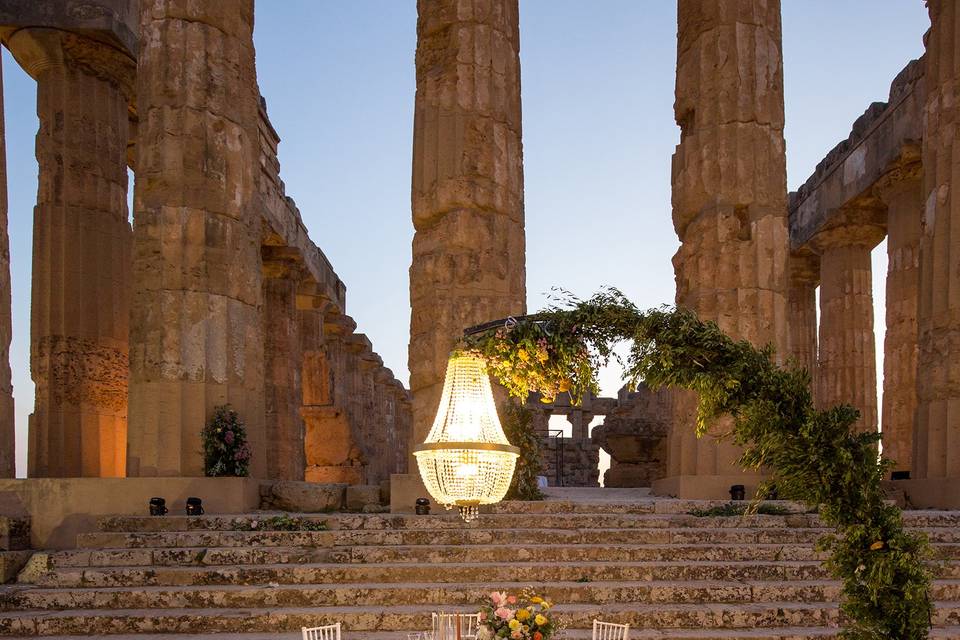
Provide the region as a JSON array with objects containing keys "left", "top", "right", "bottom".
[
  {"left": 0, "top": 0, "right": 410, "bottom": 487},
  {"left": 658, "top": 0, "right": 790, "bottom": 498},
  {"left": 407, "top": 0, "right": 527, "bottom": 452}
]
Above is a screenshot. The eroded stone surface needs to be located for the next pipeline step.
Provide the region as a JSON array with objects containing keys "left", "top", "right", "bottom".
[{"left": 408, "top": 0, "right": 527, "bottom": 452}]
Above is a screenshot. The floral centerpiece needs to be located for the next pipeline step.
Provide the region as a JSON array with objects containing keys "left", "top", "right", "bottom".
[
  {"left": 477, "top": 590, "right": 557, "bottom": 640},
  {"left": 201, "top": 405, "right": 252, "bottom": 477}
]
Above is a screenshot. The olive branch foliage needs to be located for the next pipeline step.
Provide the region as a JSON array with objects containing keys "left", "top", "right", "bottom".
[{"left": 458, "top": 288, "right": 933, "bottom": 639}]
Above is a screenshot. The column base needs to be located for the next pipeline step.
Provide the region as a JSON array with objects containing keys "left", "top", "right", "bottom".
[
  {"left": 652, "top": 473, "right": 768, "bottom": 500},
  {"left": 896, "top": 478, "right": 960, "bottom": 510}
]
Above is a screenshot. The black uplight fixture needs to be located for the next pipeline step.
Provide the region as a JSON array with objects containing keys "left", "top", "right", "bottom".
[
  {"left": 149, "top": 497, "right": 167, "bottom": 516},
  {"left": 185, "top": 497, "right": 204, "bottom": 515},
  {"left": 415, "top": 497, "right": 431, "bottom": 515},
  {"left": 729, "top": 484, "right": 746, "bottom": 501}
]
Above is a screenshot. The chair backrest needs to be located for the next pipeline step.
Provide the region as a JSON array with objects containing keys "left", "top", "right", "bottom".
[
  {"left": 303, "top": 622, "right": 341, "bottom": 640},
  {"left": 433, "top": 612, "right": 481, "bottom": 640},
  {"left": 592, "top": 620, "right": 629, "bottom": 640}
]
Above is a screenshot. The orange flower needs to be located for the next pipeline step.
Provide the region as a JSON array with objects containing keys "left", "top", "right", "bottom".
[
  {"left": 534, "top": 633, "right": 543, "bottom": 640},
  {"left": 869, "top": 540, "right": 885, "bottom": 551}
]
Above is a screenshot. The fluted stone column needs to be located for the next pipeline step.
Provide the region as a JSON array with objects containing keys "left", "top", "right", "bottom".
[
  {"left": 814, "top": 222, "right": 885, "bottom": 435},
  {"left": 409, "top": 0, "right": 527, "bottom": 453},
  {"left": 0, "top": 62, "right": 13, "bottom": 478},
  {"left": 657, "top": 0, "right": 790, "bottom": 498},
  {"left": 127, "top": 1, "right": 265, "bottom": 477},
  {"left": 878, "top": 174, "right": 921, "bottom": 472},
  {"left": 7, "top": 29, "right": 133, "bottom": 478},
  {"left": 787, "top": 252, "right": 820, "bottom": 384},
  {"left": 914, "top": 1, "right": 960, "bottom": 505},
  {"left": 262, "top": 257, "right": 305, "bottom": 480}
]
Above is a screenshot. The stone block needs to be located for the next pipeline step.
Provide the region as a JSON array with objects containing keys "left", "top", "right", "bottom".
[
  {"left": 0, "top": 515, "right": 30, "bottom": 551},
  {"left": 261, "top": 481, "right": 346, "bottom": 513},
  {"left": 346, "top": 485, "right": 382, "bottom": 512},
  {"left": 0, "top": 550, "right": 31, "bottom": 583},
  {"left": 15, "top": 551, "right": 49, "bottom": 583}
]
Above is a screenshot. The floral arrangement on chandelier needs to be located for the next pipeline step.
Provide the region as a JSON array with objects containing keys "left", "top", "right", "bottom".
[
  {"left": 477, "top": 590, "right": 557, "bottom": 640},
  {"left": 202, "top": 405, "right": 251, "bottom": 477},
  {"left": 458, "top": 288, "right": 932, "bottom": 640}
]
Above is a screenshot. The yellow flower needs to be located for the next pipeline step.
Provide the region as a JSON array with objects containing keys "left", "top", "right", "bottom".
[
  {"left": 530, "top": 596, "right": 543, "bottom": 604},
  {"left": 870, "top": 540, "right": 885, "bottom": 551},
  {"left": 508, "top": 620, "right": 521, "bottom": 631},
  {"left": 517, "top": 349, "right": 529, "bottom": 362},
  {"left": 535, "top": 614, "right": 547, "bottom": 626},
  {"left": 516, "top": 609, "right": 531, "bottom": 622}
]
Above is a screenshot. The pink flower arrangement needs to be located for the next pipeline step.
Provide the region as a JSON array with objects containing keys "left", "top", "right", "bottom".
[{"left": 477, "top": 590, "right": 557, "bottom": 640}]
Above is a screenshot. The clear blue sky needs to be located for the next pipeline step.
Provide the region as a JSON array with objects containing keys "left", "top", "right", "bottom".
[{"left": 2, "top": 2, "right": 930, "bottom": 476}]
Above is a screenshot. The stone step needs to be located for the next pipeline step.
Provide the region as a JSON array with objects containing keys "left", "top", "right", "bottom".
[
  {"left": 34, "top": 560, "right": 845, "bottom": 588},
  {"left": 6, "top": 580, "right": 960, "bottom": 611},
  {"left": 332, "top": 541, "right": 960, "bottom": 564},
  {"left": 76, "top": 526, "right": 960, "bottom": 550},
  {"left": 95, "top": 511, "right": 960, "bottom": 533},
  {"left": 1, "top": 601, "right": 958, "bottom": 636},
  {"left": 49, "top": 546, "right": 333, "bottom": 569},
  {"left": 15, "top": 629, "right": 960, "bottom": 640}
]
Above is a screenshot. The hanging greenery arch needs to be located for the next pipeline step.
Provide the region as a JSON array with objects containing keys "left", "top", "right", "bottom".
[{"left": 457, "top": 288, "right": 932, "bottom": 639}]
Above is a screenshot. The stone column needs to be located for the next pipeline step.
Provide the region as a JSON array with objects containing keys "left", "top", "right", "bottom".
[
  {"left": 813, "top": 222, "right": 885, "bottom": 435},
  {"left": 877, "top": 173, "right": 921, "bottom": 472},
  {"left": 262, "top": 255, "right": 305, "bottom": 480},
  {"left": 127, "top": 1, "right": 265, "bottom": 477},
  {"left": 658, "top": 0, "right": 790, "bottom": 498},
  {"left": 0, "top": 62, "right": 13, "bottom": 478},
  {"left": 409, "top": 0, "right": 527, "bottom": 453},
  {"left": 914, "top": 1, "right": 960, "bottom": 505},
  {"left": 786, "top": 252, "right": 819, "bottom": 384},
  {"left": 7, "top": 29, "right": 133, "bottom": 478}
]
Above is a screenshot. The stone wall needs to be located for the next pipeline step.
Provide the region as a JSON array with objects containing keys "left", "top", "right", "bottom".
[{"left": 593, "top": 385, "right": 672, "bottom": 488}]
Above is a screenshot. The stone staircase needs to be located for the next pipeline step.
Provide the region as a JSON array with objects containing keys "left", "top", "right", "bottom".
[{"left": 0, "top": 498, "right": 959, "bottom": 639}]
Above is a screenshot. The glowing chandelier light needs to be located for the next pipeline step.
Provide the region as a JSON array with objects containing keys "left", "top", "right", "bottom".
[{"left": 413, "top": 352, "right": 520, "bottom": 522}]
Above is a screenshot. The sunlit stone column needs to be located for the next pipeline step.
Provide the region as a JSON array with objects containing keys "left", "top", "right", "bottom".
[
  {"left": 914, "top": 1, "right": 960, "bottom": 506},
  {"left": 262, "top": 255, "right": 304, "bottom": 480},
  {"left": 7, "top": 29, "right": 133, "bottom": 477},
  {"left": 787, "top": 251, "right": 820, "bottom": 384},
  {"left": 409, "top": 0, "right": 527, "bottom": 454},
  {"left": 657, "top": 0, "right": 790, "bottom": 498},
  {"left": 127, "top": 0, "right": 265, "bottom": 477},
  {"left": 814, "top": 221, "right": 885, "bottom": 435},
  {"left": 0, "top": 62, "right": 13, "bottom": 478},
  {"left": 877, "top": 172, "right": 921, "bottom": 472}
]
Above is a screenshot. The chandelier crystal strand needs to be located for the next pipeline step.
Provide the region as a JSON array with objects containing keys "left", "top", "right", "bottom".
[{"left": 413, "top": 353, "right": 520, "bottom": 521}]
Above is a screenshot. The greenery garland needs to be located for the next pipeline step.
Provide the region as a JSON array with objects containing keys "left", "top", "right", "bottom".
[
  {"left": 459, "top": 288, "right": 932, "bottom": 639},
  {"left": 501, "top": 401, "right": 545, "bottom": 501}
]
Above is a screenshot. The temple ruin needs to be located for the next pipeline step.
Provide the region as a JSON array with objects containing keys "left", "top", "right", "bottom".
[
  {"left": 0, "top": 0, "right": 950, "bottom": 524},
  {"left": 0, "top": 0, "right": 410, "bottom": 489}
]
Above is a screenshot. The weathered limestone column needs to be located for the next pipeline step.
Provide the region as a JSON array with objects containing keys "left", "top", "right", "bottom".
[
  {"left": 786, "top": 251, "right": 820, "bottom": 383},
  {"left": 0, "top": 62, "right": 13, "bottom": 478},
  {"left": 914, "top": 1, "right": 960, "bottom": 506},
  {"left": 877, "top": 173, "right": 921, "bottom": 472},
  {"left": 813, "top": 221, "right": 885, "bottom": 435},
  {"left": 409, "top": 0, "right": 527, "bottom": 452},
  {"left": 657, "top": 0, "right": 790, "bottom": 498},
  {"left": 262, "top": 256, "right": 305, "bottom": 480},
  {"left": 127, "top": 1, "right": 265, "bottom": 477},
  {"left": 6, "top": 29, "right": 133, "bottom": 477}
]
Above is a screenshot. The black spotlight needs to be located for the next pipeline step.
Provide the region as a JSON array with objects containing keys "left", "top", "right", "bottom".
[
  {"left": 185, "top": 497, "right": 204, "bottom": 516},
  {"left": 149, "top": 497, "right": 168, "bottom": 516},
  {"left": 415, "top": 497, "right": 431, "bottom": 515},
  {"left": 729, "top": 484, "right": 746, "bottom": 501}
]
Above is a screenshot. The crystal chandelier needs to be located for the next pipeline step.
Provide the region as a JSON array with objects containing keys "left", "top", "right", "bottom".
[{"left": 413, "top": 353, "right": 520, "bottom": 522}]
